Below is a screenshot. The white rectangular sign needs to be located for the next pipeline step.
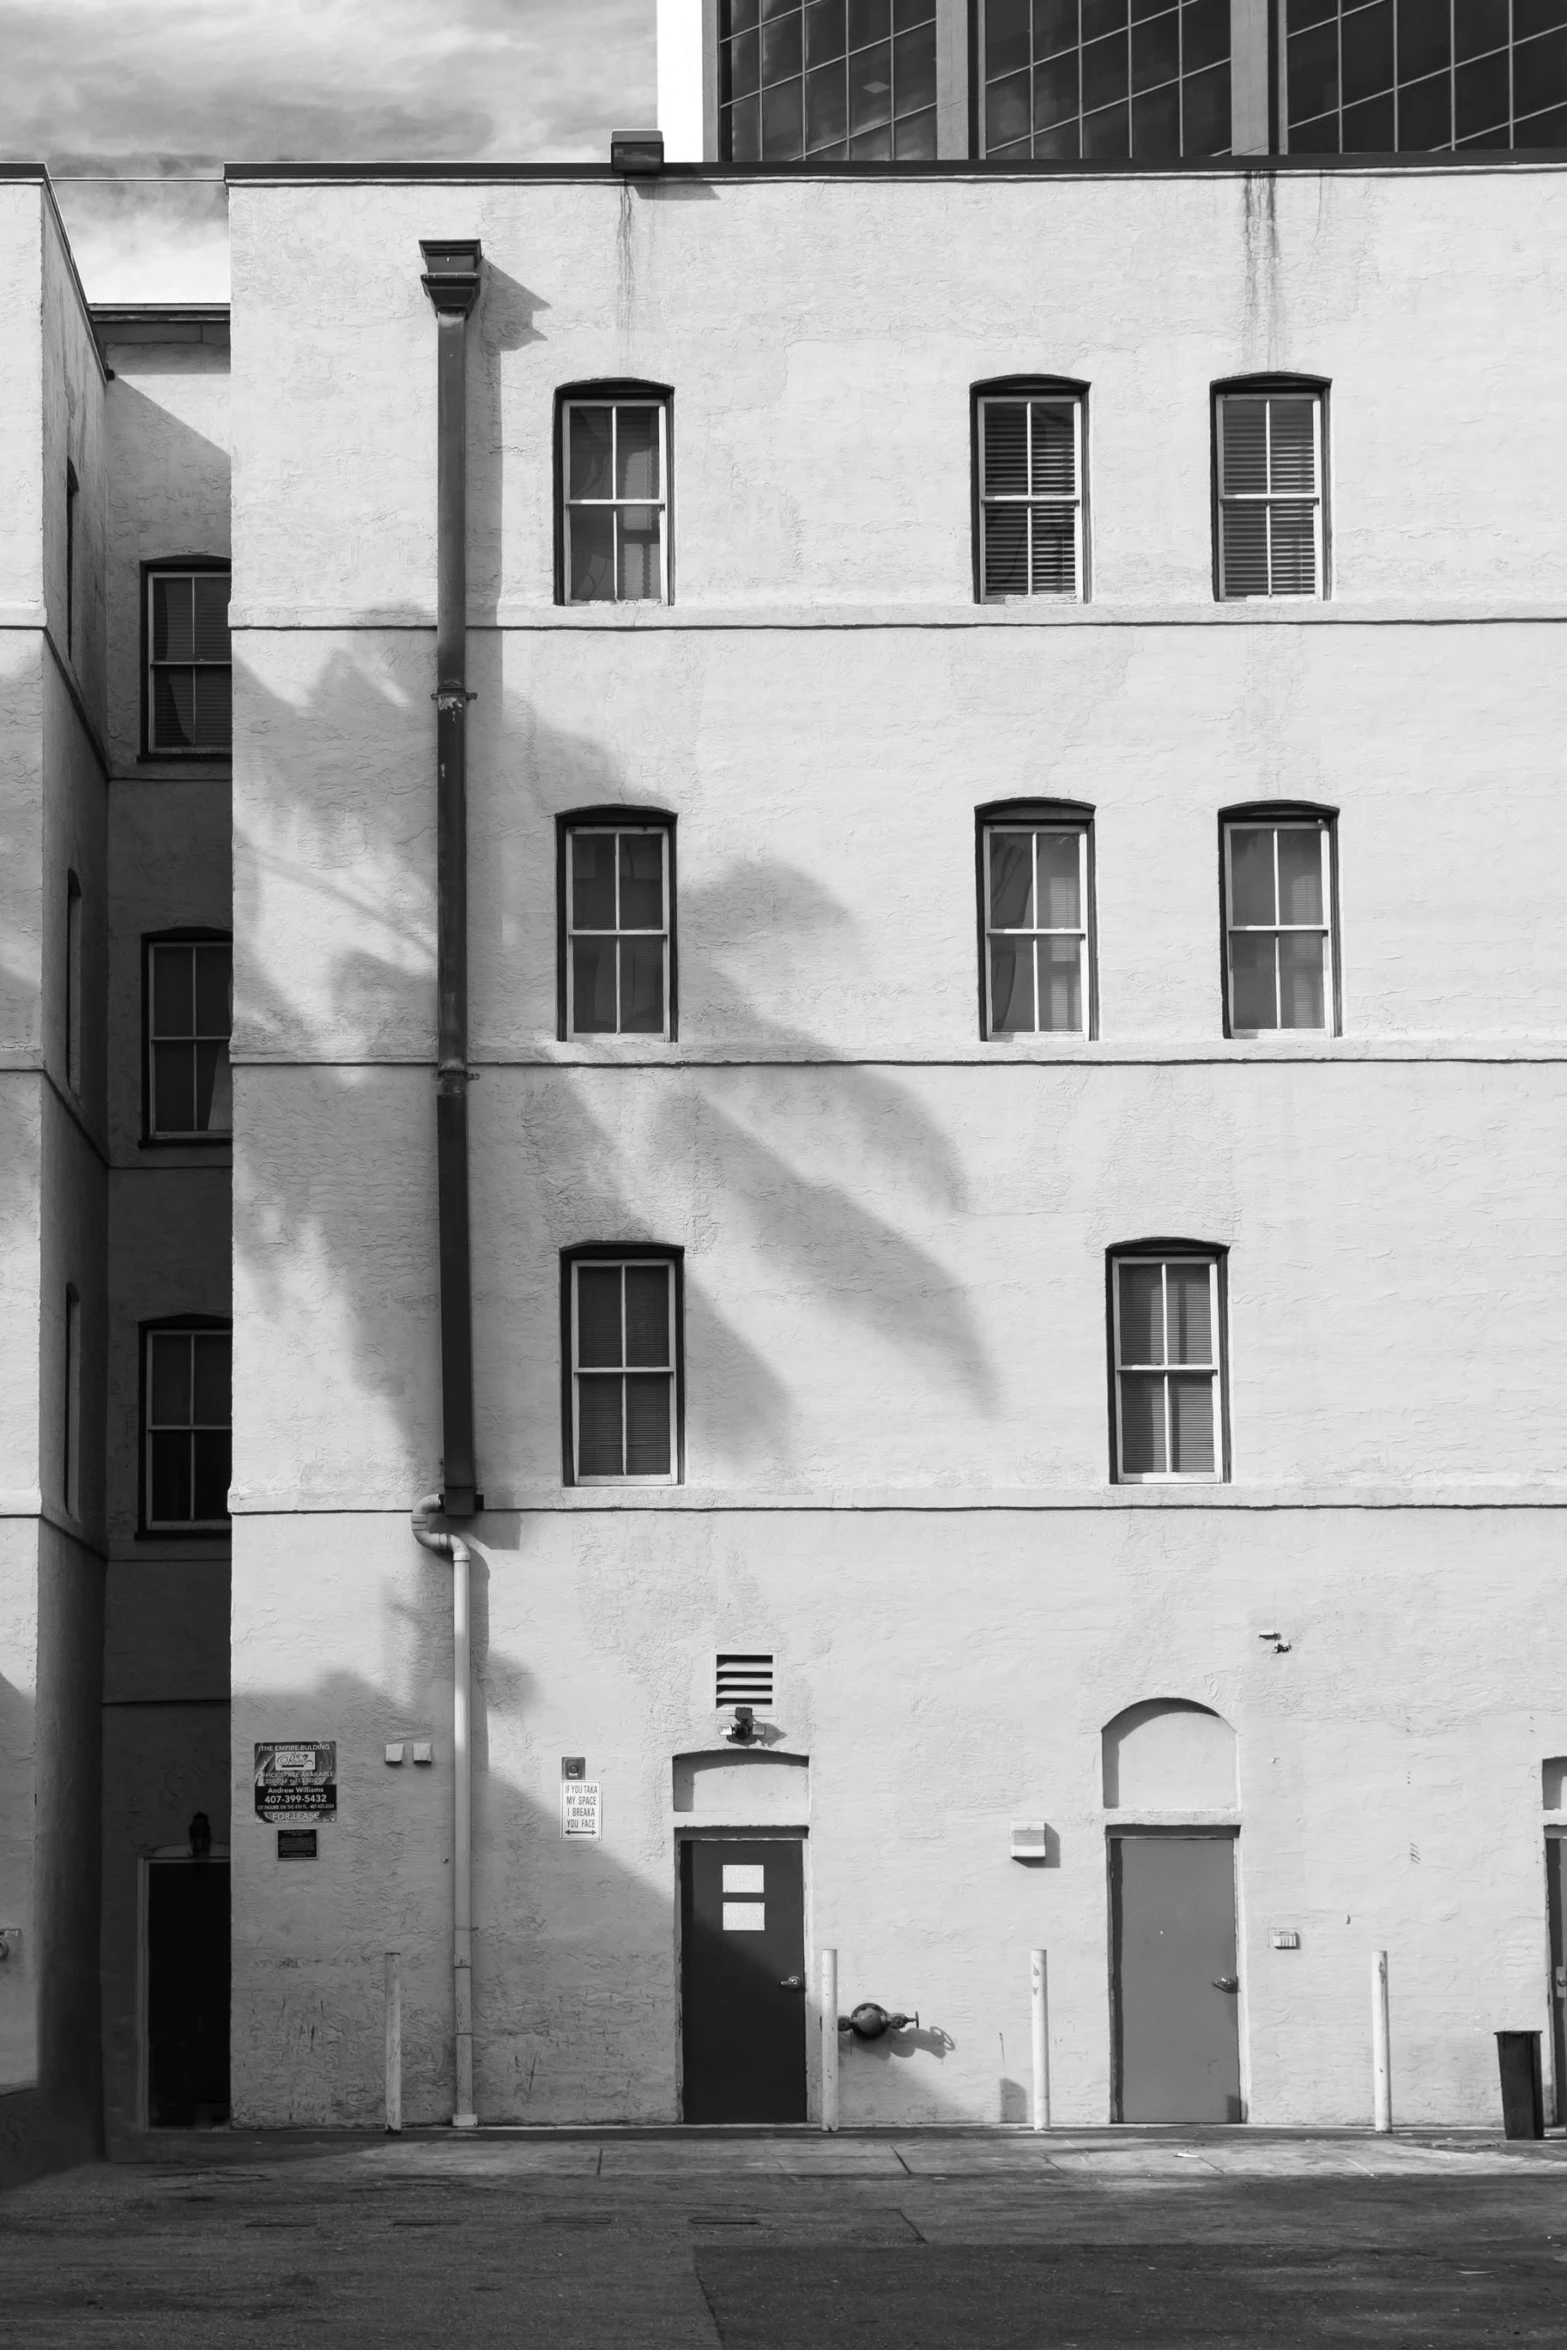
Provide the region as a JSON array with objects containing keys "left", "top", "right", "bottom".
[
  {"left": 722, "top": 1864, "right": 765, "bottom": 1894},
  {"left": 722, "top": 1901, "right": 766, "bottom": 1931},
  {"left": 560, "top": 1781, "right": 602, "bottom": 1841}
]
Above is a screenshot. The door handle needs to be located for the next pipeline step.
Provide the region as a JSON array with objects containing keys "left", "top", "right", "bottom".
[
  {"left": 778, "top": 1976, "right": 805, "bottom": 1991},
  {"left": 1212, "top": 1976, "right": 1238, "bottom": 1993}
]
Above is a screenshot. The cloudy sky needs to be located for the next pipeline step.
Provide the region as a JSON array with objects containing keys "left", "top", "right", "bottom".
[{"left": 5, "top": 0, "right": 653, "bottom": 300}]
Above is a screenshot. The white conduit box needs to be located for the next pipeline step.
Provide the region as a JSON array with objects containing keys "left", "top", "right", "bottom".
[{"left": 1011, "top": 1821, "right": 1048, "bottom": 1861}]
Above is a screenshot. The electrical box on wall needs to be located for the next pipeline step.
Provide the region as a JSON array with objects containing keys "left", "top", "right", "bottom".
[{"left": 1011, "top": 1821, "right": 1049, "bottom": 1862}]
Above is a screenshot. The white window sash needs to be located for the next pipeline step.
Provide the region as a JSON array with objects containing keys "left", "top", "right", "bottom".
[
  {"left": 977, "top": 397, "right": 1084, "bottom": 602},
  {"left": 1216, "top": 395, "right": 1323, "bottom": 600},
  {"left": 982, "top": 824, "right": 1089, "bottom": 1038},
  {"left": 564, "top": 829, "right": 672, "bottom": 1040},
  {"left": 562, "top": 402, "right": 669, "bottom": 605},
  {"left": 147, "top": 941, "right": 234, "bottom": 1136},
  {"left": 1223, "top": 821, "right": 1334, "bottom": 1035},
  {"left": 571, "top": 1259, "right": 678, "bottom": 1485},
  {"left": 1112, "top": 1256, "right": 1221, "bottom": 1484}
]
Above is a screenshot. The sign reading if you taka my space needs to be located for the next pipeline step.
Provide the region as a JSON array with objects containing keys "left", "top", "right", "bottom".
[{"left": 254, "top": 1741, "right": 337, "bottom": 1823}]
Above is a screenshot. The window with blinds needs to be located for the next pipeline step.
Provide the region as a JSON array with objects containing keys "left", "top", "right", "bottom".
[
  {"left": 145, "top": 565, "right": 231, "bottom": 753},
  {"left": 1215, "top": 386, "right": 1325, "bottom": 599},
  {"left": 1222, "top": 814, "right": 1337, "bottom": 1034},
  {"left": 1285, "top": 0, "right": 1567, "bottom": 156},
  {"left": 566, "top": 1254, "right": 681, "bottom": 1484},
  {"left": 560, "top": 395, "right": 669, "bottom": 604},
  {"left": 1110, "top": 1251, "right": 1226, "bottom": 1483},
  {"left": 563, "top": 825, "right": 672, "bottom": 1039},
  {"left": 976, "top": 389, "right": 1085, "bottom": 601},
  {"left": 144, "top": 1322, "right": 232, "bottom": 1529},
  {"left": 981, "top": 818, "right": 1093, "bottom": 1036}
]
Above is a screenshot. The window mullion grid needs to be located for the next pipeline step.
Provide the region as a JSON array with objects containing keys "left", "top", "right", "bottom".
[
  {"left": 611, "top": 830, "right": 624, "bottom": 1032},
  {"left": 1271, "top": 827, "right": 1284, "bottom": 1028},
  {"left": 618, "top": 1264, "right": 629, "bottom": 1479},
  {"left": 1159, "top": 1262, "right": 1174, "bottom": 1481}
]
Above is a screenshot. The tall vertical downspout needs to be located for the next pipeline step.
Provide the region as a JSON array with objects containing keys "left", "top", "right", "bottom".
[
  {"left": 419, "top": 236, "right": 482, "bottom": 1520},
  {"left": 415, "top": 238, "right": 482, "bottom": 2131}
]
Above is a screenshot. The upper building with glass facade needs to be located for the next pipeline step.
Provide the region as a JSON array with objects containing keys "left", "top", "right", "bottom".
[{"left": 661, "top": 0, "right": 1567, "bottom": 159}]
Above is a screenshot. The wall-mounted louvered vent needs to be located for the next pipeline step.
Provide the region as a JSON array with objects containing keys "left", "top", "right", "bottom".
[{"left": 716, "top": 1654, "right": 773, "bottom": 1711}]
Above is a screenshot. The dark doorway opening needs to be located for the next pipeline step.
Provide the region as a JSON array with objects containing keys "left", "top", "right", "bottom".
[
  {"left": 1110, "top": 1828, "right": 1242, "bottom": 2123},
  {"left": 679, "top": 1836, "right": 807, "bottom": 2123},
  {"left": 1548, "top": 1832, "right": 1566, "bottom": 2126},
  {"left": 147, "top": 1857, "right": 230, "bottom": 2126}
]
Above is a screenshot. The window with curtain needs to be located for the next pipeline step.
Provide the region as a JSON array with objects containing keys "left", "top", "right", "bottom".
[
  {"left": 146, "top": 936, "right": 233, "bottom": 1136},
  {"left": 1285, "top": 0, "right": 1567, "bottom": 155},
  {"left": 981, "top": 819, "right": 1092, "bottom": 1035},
  {"left": 1110, "top": 1251, "right": 1225, "bottom": 1482},
  {"left": 567, "top": 1256, "right": 680, "bottom": 1483},
  {"left": 145, "top": 565, "right": 231, "bottom": 753},
  {"left": 144, "top": 1323, "right": 232, "bottom": 1528},
  {"left": 1215, "top": 386, "right": 1325, "bottom": 599},
  {"left": 976, "top": 391, "right": 1085, "bottom": 601},
  {"left": 981, "top": 0, "right": 1232, "bottom": 159},
  {"left": 563, "top": 826, "right": 672, "bottom": 1039},
  {"left": 1223, "top": 815, "right": 1336, "bottom": 1033},
  {"left": 561, "top": 397, "right": 669, "bottom": 603},
  {"left": 719, "top": 0, "right": 939, "bottom": 160}
]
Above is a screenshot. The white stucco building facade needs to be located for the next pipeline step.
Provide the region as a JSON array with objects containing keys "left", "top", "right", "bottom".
[{"left": 219, "top": 154, "right": 1567, "bottom": 2132}]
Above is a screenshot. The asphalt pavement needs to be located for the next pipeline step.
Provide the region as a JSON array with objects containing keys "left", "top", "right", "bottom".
[{"left": 4, "top": 2127, "right": 1566, "bottom": 2347}]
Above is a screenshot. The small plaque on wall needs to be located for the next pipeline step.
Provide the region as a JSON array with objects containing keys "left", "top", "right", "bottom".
[
  {"left": 277, "top": 1829, "right": 318, "bottom": 1860},
  {"left": 560, "top": 1781, "right": 602, "bottom": 1841}
]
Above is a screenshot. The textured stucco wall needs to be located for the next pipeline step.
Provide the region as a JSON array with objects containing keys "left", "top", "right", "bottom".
[
  {"left": 229, "top": 166, "right": 1567, "bottom": 2127},
  {"left": 40, "top": 202, "right": 105, "bottom": 735},
  {"left": 0, "top": 187, "right": 43, "bottom": 619}
]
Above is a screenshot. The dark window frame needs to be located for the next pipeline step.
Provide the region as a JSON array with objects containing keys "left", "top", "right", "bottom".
[
  {"left": 970, "top": 376, "right": 1092, "bottom": 605},
  {"left": 1210, "top": 373, "right": 1331, "bottom": 602},
  {"left": 553, "top": 381, "right": 675, "bottom": 608},
  {"left": 65, "top": 869, "right": 82, "bottom": 1097},
  {"left": 1104, "top": 1238, "right": 1231, "bottom": 1486},
  {"left": 140, "top": 928, "right": 234, "bottom": 1147},
  {"left": 65, "top": 458, "right": 79, "bottom": 659},
  {"left": 974, "top": 797, "right": 1098, "bottom": 1040},
  {"left": 140, "top": 556, "right": 233, "bottom": 761},
  {"left": 1216, "top": 799, "right": 1341, "bottom": 1038},
  {"left": 554, "top": 807, "right": 679, "bottom": 1042},
  {"left": 559, "top": 1243, "right": 685, "bottom": 1488},
  {"left": 137, "top": 1313, "right": 233, "bottom": 1538}
]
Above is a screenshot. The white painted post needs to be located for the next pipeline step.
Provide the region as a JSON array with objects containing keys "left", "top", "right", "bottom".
[
  {"left": 820, "top": 1948, "right": 839, "bottom": 2134},
  {"left": 384, "top": 1952, "right": 403, "bottom": 2134},
  {"left": 1371, "top": 1950, "right": 1392, "bottom": 2133},
  {"left": 1030, "top": 1948, "right": 1049, "bottom": 2131}
]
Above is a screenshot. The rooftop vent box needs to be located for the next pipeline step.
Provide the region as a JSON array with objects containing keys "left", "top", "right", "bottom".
[{"left": 612, "top": 129, "right": 664, "bottom": 175}]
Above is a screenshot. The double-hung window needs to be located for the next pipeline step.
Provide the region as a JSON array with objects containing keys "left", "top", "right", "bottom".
[
  {"left": 979, "top": 804, "right": 1094, "bottom": 1037},
  {"left": 1110, "top": 1248, "right": 1226, "bottom": 1483},
  {"left": 560, "top": 389, "right": 670, "bottom": 604},
  {"left": 975, "top": 383, "right": 1086, "bottom": 601},
  {"left": 1222, "top": 810, "right": 1337, "bottom": 1035},
  {"left": 145, "top": 563, "right": 232, "bottom": 752},
  {"left": 146, "top": 934, "right": 233, "bottom": 1136},
  {"left": 1214, "top": 382, "right": 1325, "bottom": 599},
  {"left": 560, "top": 818, "right": 673, "bottom": 1039},
  {"left": 566, "top": 1253, "right": 681, "bottom": 1484},
  {"left": 144, "top": 1320, "right": 232, "bottom": 1529}
]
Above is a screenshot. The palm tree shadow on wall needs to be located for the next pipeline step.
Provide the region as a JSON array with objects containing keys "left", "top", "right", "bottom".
[{"left": 232, "top": 646, "right": 995, "bottom": 1502}]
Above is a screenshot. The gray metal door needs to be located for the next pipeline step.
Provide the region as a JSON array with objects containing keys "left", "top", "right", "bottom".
[
  {"left": 1111, "top": 1830, "right": 1241, "bottom": 2123},
  {"left": 1548, "top": 1833, "right": 1566, "bottom": 2125}
]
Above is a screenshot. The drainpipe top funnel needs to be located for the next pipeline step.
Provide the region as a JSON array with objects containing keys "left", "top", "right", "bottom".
[{"left": 419, "top": 239, "right": 483, "bottom": 316}]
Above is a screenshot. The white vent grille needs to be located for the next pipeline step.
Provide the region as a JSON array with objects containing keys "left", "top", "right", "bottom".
[{"left": 716, "top": 1653, "right": 773, "bottom": 1710}]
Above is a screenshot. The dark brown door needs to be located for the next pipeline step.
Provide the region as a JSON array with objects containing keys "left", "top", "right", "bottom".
[
  {"left": 1111, "top": 1831, "right": 1242, "bottom": 2123},
  {"left": 147, "top": 1859, "right": 230, "bottom": 2126},
  {"left": 1548, "top": 1835, "right": 1566, "bottom": 2125},
  {"left": 680, "top": 1838, "right": 806, "bottom": 2123}
]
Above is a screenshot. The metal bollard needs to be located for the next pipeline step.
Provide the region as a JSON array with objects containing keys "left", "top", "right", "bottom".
[
  {"left": 820, "top": 1948, "right": 839, "bottom": 2134},
  {"left": 1030, "top": 1949, "right": 1049, "bottom": 2131},
  {"left": 385, "top": 1951, "right": 403, "bottom": 2134},
  {"left": 1371, "top": 1951, "right": 1392, "bottom": 2133}
]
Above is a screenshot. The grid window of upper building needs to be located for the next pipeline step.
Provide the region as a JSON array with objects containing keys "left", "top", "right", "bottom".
[
  {"left": 719, "top": 0, "right": 939, "bottom": 160},
  {"left": 981, "top": 0, "right": 1232, "bottom": 159},
  {"left": 1285, "top": 0, "right": 1567, "bottom": 152}
]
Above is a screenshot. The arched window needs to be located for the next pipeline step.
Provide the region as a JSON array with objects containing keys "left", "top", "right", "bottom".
[
  {"left": 555, "top": 381, "right": 673, "bottom": 605},
  {"left": 975, "top": 798, "right": 1095, "bottom": 1037},
  {"left": 1107, "top": 1240, "right": 1229, "bottom": 1483},
  {"left": 972, "top": 377, "right": 1089, "bottom": 603},
  {"left": 1212, "top": 374, "right": 1329, "bottom": 601},
  {"left": 1218, "top": 800, "right": 1339, "bottom": 1036},
  {"left": 561, "top": 1245, "right": 684, "bottom": 1485}
]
